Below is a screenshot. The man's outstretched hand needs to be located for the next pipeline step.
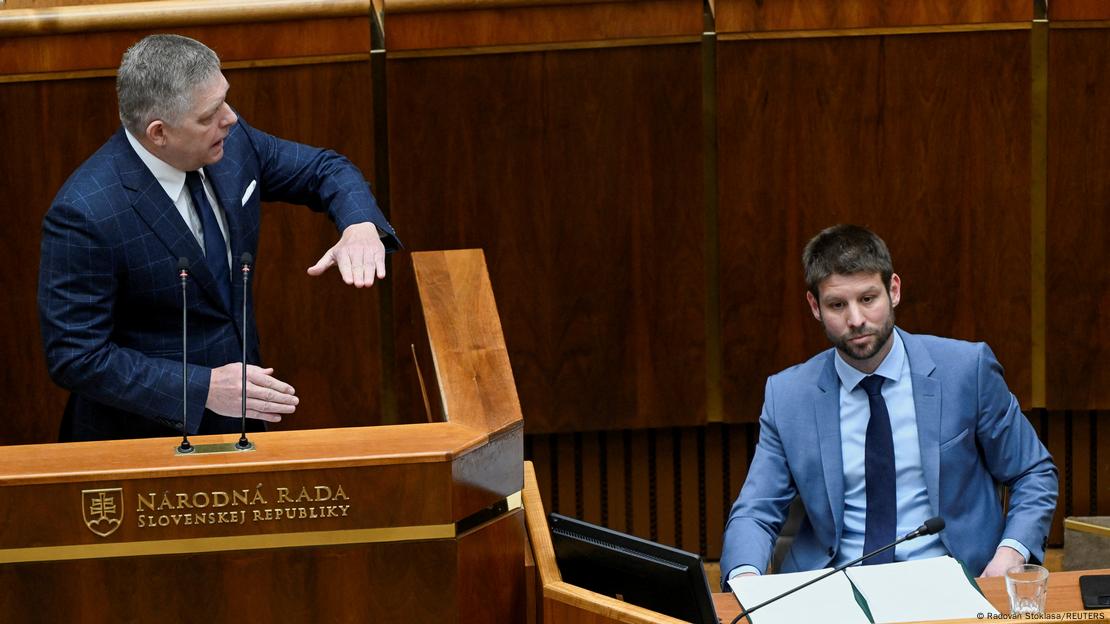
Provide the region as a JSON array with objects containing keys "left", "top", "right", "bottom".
[{"left": 307, "top": 222, "right": 386, "bottom": 288}]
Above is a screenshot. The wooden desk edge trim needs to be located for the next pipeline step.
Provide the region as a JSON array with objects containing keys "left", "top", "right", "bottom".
[
  {"left": 523, "top": 461, "right": 562, "bottom": 585},
  {"left": 0, "top": 424, "right": 492, "bottom": 486},
  {"left": 0, "top": 0, "right": 371, "bottom": 37}
]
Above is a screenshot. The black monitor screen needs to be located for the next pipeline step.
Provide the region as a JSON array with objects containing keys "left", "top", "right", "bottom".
[{"left": 549, "top": 512, "right": 718, "bottom": 624}]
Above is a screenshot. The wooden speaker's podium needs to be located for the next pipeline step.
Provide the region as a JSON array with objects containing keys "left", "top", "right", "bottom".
[{"left": 0, "top": 250, "right": 524, "bottom": 622}]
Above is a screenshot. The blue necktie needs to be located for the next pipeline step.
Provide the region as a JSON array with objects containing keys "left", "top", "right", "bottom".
[
  {"left": 185, "top": 170, "right": 230, "bottom": 309},
  {"left": 860, "top": 374, "right": 896, "bottom": 564}
]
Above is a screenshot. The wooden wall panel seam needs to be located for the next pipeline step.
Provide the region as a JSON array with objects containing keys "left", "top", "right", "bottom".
[
  {"left": 1030, "top": 8, "right": 1048, "bottom": 408},
  {"left": 702, "top": 29, "right": 723, "bottom": 425}
]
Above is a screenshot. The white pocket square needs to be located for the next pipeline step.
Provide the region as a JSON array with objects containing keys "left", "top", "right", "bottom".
[{"left": 241, "top": 180, "right": 257, "bottom": 206}]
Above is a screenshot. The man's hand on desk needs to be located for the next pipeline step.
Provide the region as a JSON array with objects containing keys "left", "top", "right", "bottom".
[{"left": 980, "top": 545, "right": 1026, "bottom": 577}]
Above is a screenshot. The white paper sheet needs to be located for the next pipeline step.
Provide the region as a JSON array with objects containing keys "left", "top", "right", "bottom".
[
  {"left": 728, "top": 568, "right": 871, "bottom": 624},
  {"left": 844, "top": 556, "right": 1001, "bottom": 623}
]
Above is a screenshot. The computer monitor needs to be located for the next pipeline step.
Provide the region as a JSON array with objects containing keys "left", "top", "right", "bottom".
[{"left": 549, "top": 512, "right": 718, "bottom": 624}]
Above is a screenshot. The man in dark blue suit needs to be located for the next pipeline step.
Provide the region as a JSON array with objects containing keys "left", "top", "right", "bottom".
[{"left": 38, "top": 34, "right": 400, "bottom": 441}]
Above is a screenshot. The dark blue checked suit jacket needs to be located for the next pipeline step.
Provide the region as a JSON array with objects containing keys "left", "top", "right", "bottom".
[{"left": 38, "top": 117, "right": 400, "bottom": 441}]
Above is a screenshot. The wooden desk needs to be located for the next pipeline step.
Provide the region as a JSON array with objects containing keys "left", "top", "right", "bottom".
[{"left": 714, "top": 569, "right": 1110, "bottom": 623}]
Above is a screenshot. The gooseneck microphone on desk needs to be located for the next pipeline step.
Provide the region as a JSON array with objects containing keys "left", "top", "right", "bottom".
[
  {"left": 235, "top": 252, "right": 254, "bottom": 451},
  {"left": 176, "top": 258, "right": 194, "bottom": 454},
  {"left": 728, "top": 517, "right": 947, "bottom": 624}
]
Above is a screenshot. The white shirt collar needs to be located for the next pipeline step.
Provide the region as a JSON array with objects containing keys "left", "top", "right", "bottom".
[
  {"left": 834, "top": 327, "right": 905, "bottom": 392},
  {"left": 124, "top": 129, "right": 191, "bottom": 201}
]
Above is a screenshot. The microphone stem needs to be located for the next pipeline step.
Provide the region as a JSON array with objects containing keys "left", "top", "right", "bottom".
[
  {"left": 238, "top": 264, "right": 249, "bottom": 448},
  {"left": 730, "top": 534, "right": 912, "bottom": 624},
  {"left": 178, "top": 270, "right": 192, "bottom": 453}
]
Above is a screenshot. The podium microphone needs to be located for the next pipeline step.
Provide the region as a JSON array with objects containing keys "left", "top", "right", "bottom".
[
  {"left": 235, "top": 252, "right": 254, "bottom": 451},
  {"left": 729, "top": 517, "right": 946, "bottom": 624},
  {"left": 176, "top": 258, "right": 194, "bottom": 454}
]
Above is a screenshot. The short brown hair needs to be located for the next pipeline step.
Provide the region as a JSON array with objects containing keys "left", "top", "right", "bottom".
[{"left": 802, "top": 224, "right": 894, "bottom": 296}]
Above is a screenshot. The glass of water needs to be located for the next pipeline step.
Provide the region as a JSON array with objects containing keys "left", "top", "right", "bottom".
[{"left": 1005, "top": 564, "right": 1049, "bottom": 615}]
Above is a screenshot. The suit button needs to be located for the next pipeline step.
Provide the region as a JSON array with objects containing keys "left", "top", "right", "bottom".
[
  {"left": 827, "top": 547, "right": 835, "bottom": 557},
  {"left": 176, "top": 423, "right": 185, "bottom": 431}
]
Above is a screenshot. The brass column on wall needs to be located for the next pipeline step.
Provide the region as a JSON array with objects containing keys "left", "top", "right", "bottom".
[{"left": 1031, "top": 0, "right": 1048, "bottom": 408}]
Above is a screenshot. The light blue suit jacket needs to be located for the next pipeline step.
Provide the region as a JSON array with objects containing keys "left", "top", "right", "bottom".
[{"left": 720, "top": 329, "right": 1057, "bottom": 586}]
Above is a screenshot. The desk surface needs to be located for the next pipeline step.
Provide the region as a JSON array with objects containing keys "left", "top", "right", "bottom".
[{"left": 713, "top": 568, "right": 1110, "bottom": 623}]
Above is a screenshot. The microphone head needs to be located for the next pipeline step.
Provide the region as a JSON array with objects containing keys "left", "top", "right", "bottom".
[
  {"left": 178, "top": 257, "right": 190, "bottom": 272},
  {"left": 922, "top": 517, "right": 945, "bottom": 535},
  {"left": 240, "top": 252, "right": 253, "bottom": 266}
]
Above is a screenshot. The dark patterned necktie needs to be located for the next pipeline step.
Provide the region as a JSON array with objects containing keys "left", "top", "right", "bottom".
[
  {"left": 185, "top": 170, "right": 230, "bottom": 308},
  {"left": 860, "top": 374, "right": 896, "bottom": 564}
]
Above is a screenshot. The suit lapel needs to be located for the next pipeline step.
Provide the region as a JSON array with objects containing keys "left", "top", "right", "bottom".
[
  {"left": 814, "top": 353, "right": 846, "bottom": 542},
  {"left": 113, "top": 132, "right": 228, "bottom": 313},
  {"left": 204, "top": 159, "right": 249, "bottom": 340},
  {"left": 902, "top": 330, "right": 942, "bottom": 521}
]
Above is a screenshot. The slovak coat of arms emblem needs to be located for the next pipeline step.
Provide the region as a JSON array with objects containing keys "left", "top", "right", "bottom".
[{"left": 82, "top": 488, "right": 124, "bottom": 537}]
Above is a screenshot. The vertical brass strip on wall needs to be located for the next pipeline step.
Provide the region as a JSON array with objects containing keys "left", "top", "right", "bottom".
[
  {"left": 1030, "top": 0, "right": 1048, "bottom": 408},
  {"left": 371, "top": 8, "right": 399, "bottom": 423},
  {"left": 702, "top": 1, "right": 723, "bottom": 424}
]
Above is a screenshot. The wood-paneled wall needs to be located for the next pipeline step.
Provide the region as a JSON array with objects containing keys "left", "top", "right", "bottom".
[
  {"left": 1046, "top": 24, "right": 1110, "bottom": 409},
  {"left": 716, "top": 29, "right": 1032, "bottom": 420},
  {"left": 387, "top": 44, "right": 707, "bottom": 433},
  {"left": 2, "top": 0, "right": 1107, "bottom": 584},
  {"left": 2, "top": 1, "right": 1109, "bottom": 467}
]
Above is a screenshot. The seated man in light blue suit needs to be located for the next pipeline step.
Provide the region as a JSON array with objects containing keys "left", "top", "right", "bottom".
[
  {"left": 720, "top": 225, "right": 1057, "bottom": 586},
  {"left": 38, "top": 34, "right": 401, "bottom": 441}
]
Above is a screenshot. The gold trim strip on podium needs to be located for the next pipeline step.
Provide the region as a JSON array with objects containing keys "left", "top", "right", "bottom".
[
  {"left": 0, "top": 524, "right": 455, "bottom": 565},
  {"left": 0, "top": 490, "right": 523, "bottom": 564},
  {"left": 718, "top": 21, "right": 1030, "bottom": 41}
]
